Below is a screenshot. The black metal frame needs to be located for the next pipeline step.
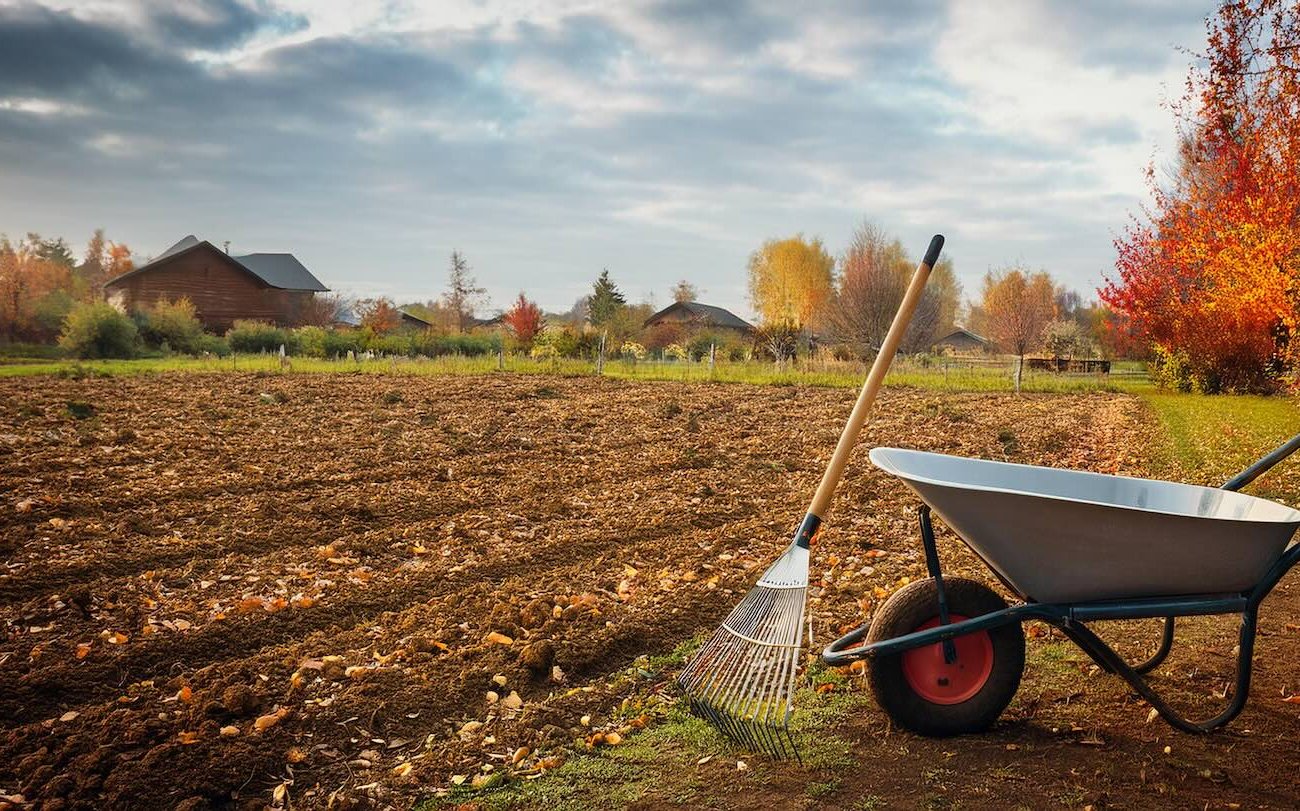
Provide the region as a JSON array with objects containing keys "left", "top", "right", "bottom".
[{"left": 823, "top": 433, "right": 1300, "bottom": 733}]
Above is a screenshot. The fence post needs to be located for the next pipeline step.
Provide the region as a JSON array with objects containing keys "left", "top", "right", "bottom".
[
  {"left": 1014, "top": 355, "right": 1023, "bottom": 394},
  {"left": 596, "top": 333, "right": 606, "bottom": 376},
  {"left": 497, "top": 349, "right": 504, "bottom": 371},
  {"left": 709, "top": 342, "right": 716, "bottom": 374}
]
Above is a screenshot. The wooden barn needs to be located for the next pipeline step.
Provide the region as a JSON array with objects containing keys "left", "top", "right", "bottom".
[
  {"left": 933, "top": 327, "right": 991, "bottom": 354},
  {"left": 643, "top": 301, "right": 753, "bottom": 334},
  {"left": 104, "top": 235, "right": 328, "bottom": 333}
]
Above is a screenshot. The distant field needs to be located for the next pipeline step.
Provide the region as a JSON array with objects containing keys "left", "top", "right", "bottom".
[{"left": 0, "top": 352, "right": 1147, "bottom": 394}]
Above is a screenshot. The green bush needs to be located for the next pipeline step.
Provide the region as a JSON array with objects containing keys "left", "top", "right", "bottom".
[
  {"left": 138, "top": 298, "right": 205, "bottom": 354},
  {"left": 323, "top": 328, "right": 365, "bottom": 358},
  {"left": 33, "top": 290, "right": 75, "bottom": 339},
  {"left": 58, "top": 302, "right": 139, "bottom": 359},
  {"left": 227, "top": 320, "right": 294, "bottom": 354},
  {"left": 196, "top": 333, "right": 231, "bottom": 357},
  {"left": 367, "top": 333, "right": 413, "bottom": 356},
  {"left": 293, "top": 326, "right": 329, "bottom": 358}
]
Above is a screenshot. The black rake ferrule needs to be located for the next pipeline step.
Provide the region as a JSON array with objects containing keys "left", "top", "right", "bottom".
[{"left": 793, "top": 513, "right": 822, "bottom": 550}]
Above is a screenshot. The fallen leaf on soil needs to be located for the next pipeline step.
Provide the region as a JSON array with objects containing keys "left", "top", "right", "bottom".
[
  {"left": 485, "top": 632, "right": 514, "bottom": 646},
  {"left": 74, "top": 643, "right": 91, "bottom": 659},
  {"left": 236, "top": 598, "right": 265, "bottom": 614},
  {"left": 1283, "top": 695, "right": 1300, "bottom": 704},
  {"left": 1146, "top": 708, "right": 1159, "bottom": 723},
  {"left": 450, "top": 774, "right": 467, "bottom": 786},
  {"left": 815, "top": 683, "right": 836, "bottom": 694},
  {"left": 177, "top": 732, "right": 201, "bottom": 745},
  {"left": 697, "top": 755, "right": 713, "bottom": 765},
  {"left": 254, "top": 708, "right": 288, "bottom": 731},
  {"left": 512, "top": 747, "right": 530, "bottom": 764},
  {"left": 15, "top": 498, "right": 34, "bottom": 513},
  {"left": 580, "top": 714, "right": 591, "bottom": 726},
  {"left": 392, "top": 762, "right": 414, "bottom": 777},
  {"left": 176, "top": 686, "right": 193, "bottom": 703},
  {"left": 59, "top": 711, "right": 79, "bottom": 722},
  {"left": 736, "top": 760, "right": 749, "bottom": 772},
  {"left": 458, "top": 721, "right": 483, "bottom": 740},
  {"left": 286, "top": 747, "right": 307, "bottom": 763},
  {"left": 105, "top": 632, "right": 128, "bottom": 645},
  {"left": 220, "top": 725, "right": 240, "bottom": 737}
]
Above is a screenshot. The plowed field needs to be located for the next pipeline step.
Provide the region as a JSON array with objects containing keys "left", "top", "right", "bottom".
[{"left": 3, "top": 373, "right": 1298, "bottom": 810}]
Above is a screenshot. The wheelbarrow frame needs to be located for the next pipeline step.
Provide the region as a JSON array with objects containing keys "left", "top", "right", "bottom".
[{"left": 823, "top": 433, "right": 1300, "bottom": 734}]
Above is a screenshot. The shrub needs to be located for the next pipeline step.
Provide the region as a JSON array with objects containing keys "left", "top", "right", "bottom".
[
  {"left": 139, "top": 298, "right": 205, "bottom": 354},
  {"left": 663, "top": 343, "right": 687, "bottom": 361},
  {"left": 530, "top": 343, "right": 558, "bottom": 361},
  {"left": 1150, "top": 345, "right": 1197, "bottom": 393},
  {"left": 620, "top": 341, "right": 647, "bottom": 361},
  {"left": 294, "top": 326, "right": 329, "bottom": 358},
  {"left": 367, "top": 333, "right": 413, "bottom": 356},
  {"left": 227, "top": 320, "right": 293, "bottom": 354},
  {"left": 196, "top": 333, "right": 231, "bottom": 357},
  {"left": 323, "top": 328, "right": 365, "bottom": 358},
  {"left": 58, "top": 302, "right": 139, "bottom": 359}
]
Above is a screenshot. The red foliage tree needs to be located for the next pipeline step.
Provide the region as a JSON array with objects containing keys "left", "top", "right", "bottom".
[
  {"left": 501, "top": 293, "right": 544, "bottom": 348},
  {"left": 1102, "top": 0, "right": 1300, "bottom": 392},
  {"left": 357, "top": 298, "right": 401, "bottom": 334}
]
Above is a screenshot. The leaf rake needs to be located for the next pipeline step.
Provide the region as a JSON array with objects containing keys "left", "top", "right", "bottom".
[{"left": 678, "top": 234, "right": 946, "bottom": 759}]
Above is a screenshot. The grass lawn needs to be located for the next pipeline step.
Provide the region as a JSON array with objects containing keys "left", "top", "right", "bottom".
[
  {"left": 0, "top": 352, "right": 1143, "bottom": 394},
  {"left": 1142, "top": 390, "right": 1300, "bottom": 502}
]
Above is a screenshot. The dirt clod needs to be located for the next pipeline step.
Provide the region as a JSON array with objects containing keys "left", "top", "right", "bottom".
[{"left": 519, "top": 640, "right": 556, "bottom": 674}]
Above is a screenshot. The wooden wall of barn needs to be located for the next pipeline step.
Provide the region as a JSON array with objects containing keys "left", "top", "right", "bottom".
[{"left": 105, "top": 250, "right": 314, "bottom": 333}]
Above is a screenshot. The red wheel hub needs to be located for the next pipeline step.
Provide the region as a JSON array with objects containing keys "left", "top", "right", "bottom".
[{"left": 900, "top": 614, "right": 994, "bottom": 705}]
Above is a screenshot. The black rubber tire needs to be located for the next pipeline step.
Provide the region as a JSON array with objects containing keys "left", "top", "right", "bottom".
[{"left": 867, "top": 577, "right": 1024, "bottom": 737}]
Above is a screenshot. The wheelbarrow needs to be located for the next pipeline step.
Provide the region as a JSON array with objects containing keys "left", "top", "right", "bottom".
[{"left": 823, "top": 433, "right": 1300, "bottom": 736}]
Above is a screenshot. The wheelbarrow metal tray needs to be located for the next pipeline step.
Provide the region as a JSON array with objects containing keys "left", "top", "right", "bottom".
[{"left": 870, "top": 448, "right": 1300, "bottom": 604}]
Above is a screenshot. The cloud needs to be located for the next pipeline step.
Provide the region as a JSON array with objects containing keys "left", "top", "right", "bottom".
[{"left": 0, "top": 0, "right": 1216, "bottom": 313}]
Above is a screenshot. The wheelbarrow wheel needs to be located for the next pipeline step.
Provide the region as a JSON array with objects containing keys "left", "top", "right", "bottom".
[{"left": 867, "top": 577, "right": 1024, "bottom": 736}]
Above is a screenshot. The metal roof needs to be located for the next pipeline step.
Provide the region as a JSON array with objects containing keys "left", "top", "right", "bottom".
[
  {"left": 231, "top": 253, "right": 328, "bottom": 292},
  {"left": 644, "top": 300, "right": 753, "bottom": 331},
  {"left": 106, "top": 237, "right": 328, "bottom": 292}
]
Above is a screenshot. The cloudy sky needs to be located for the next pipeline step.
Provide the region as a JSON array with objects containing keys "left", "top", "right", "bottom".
[{"left": 1, "top": 0, "right": 1211, "bottom": 317}]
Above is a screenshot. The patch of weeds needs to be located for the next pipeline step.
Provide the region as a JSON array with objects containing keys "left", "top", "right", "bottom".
[
  {"left": 685, "top": 412, "right": 701, "bottom": 432},
  {"left": 55, "top": 363, "right": 109, "bottom": 380},
  {"left": 18, "top": 404, "right": 43, "bottom": 419},
  {"left": 258, "top": 390, "right": 290, "bottom": 404},
  {"left": 65, "top": 401, "right": 96, "bottom": 420},
  {"left": 923, "top": 766, "right": 955, "bottom": 789},
  {"left": 1053, "top": 785, "right": 1087, "bottom": 807},
  {"left": 806, "top": 778, "right": 842, "bottom": 799},
  {"left": 661, "top": 401, "right": 683, "bottom": 418},
  {"left": 113, "top": 428, "right": 137, "bottom": 444},
  {"left": 853, "top": 795, "right": 886, "bottom": 811},
  {"left": 380, "top": 390, "right": 403, "bottom": 404},
  {"left": 996, "top": 428, "right": 1017, "bottom": 454},
  {"left": 674, "top": 447, "right": 714, "bottom": 470},
  {"left": 535, "top": 386, "right": 560, "bottom": 399}
]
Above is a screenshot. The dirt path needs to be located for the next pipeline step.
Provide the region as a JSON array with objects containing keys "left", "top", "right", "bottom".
[{"left": 1, "top": 373, "right": 1296, "bottom": 810}]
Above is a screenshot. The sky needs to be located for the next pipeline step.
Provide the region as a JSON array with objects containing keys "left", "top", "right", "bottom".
[{"left": 0, "top": 0, "right": 1214, "bottom": 318}]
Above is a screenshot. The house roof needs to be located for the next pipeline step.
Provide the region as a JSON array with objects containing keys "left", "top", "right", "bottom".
[
  {"left": 935, "top": 327, "right": 989, "bottom": 344},
  {"left": 398, "top": 308, "right": 435, "bottom": 328},
  {"left": 643, "top": 300, "right": 753, "bottom": 331},
  {"left": 105, "top": 236, "right": 328, "bottom": 292},
  {"left": 230, "top": 253, "right": 328, "bottom": 292}
]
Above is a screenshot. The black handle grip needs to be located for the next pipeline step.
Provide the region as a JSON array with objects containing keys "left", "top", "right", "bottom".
[{"left": 922, "top": 234, "right": 945, "bottom": 268}]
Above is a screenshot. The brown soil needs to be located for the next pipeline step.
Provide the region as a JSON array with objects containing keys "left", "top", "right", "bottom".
[{"left": 1, "top": 373, "right": 1296, "bottom": 810}]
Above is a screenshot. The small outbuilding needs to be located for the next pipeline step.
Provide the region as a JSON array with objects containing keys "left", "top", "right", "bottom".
[
  {"left": 933, "top": 327, "right": 991, "bottom": 354},
  {"left": 643, "top": 301, "right": 753, "bottom": 334},
  {"left": 104, "top": 235, "right": 327, "bottom": 332}
]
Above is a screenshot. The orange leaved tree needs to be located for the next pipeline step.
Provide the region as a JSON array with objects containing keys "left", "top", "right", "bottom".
[
  {"left": 1102, "top": 0, "right": 1300, "bottom": 392},
  {"left": 502, "top": 293, "right": 544, "bottom": 350}
]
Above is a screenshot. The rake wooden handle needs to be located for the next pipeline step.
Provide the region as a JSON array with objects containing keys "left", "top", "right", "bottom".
[{"left": 806, "top": 234, "right": 944, "bottom": 524}]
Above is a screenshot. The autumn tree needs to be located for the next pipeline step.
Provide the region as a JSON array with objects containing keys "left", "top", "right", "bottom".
[
  {"left": 747, "top": 234, "right": 834, "bottom": 331},
  {"left": 1102, "top": 0, "right": 1300, "bottom": 392},
  {"left": 356, "top": 297, "right": 401, "bottom": 334},
  {"left": 829, "top": 222, "right": 961, "bottom": 357},
  {"left": 502, "top": 292, "right": 544, "bottom": 349},
  {"left": 443, "top": 251, "right": 487, "bottom": 332},
  {"left": 671, "top": 280, "right": 699, "bottom": 303},
  {"left": 0, "top": 235, "right": 75, "bottom": 342},
  {"left": 982, "top": 265, "right": 1056, "bottom": 390},
  {"left": 587, "top": 269, "right": 626, "bottom": 327}
]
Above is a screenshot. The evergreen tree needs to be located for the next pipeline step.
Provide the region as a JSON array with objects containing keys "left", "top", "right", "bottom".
[{"left": 587, "top": 268, "right": 625, "bottom": 327}]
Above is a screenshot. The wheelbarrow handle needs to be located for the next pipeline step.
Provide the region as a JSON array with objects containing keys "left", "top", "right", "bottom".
[{"left": 1222, "top": 433, "right": 1300, "bottom": 492}]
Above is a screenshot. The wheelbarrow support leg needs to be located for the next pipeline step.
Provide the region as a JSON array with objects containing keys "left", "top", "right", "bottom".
[
  {"left": 918, "top": 506, "right": 957, "bottom": 663},
  {"left": 1059, "top": 610, "right": 1256, "bottom": 733}
]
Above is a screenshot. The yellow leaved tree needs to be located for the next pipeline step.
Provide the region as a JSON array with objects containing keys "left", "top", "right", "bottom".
[{"left": 746, "top": 235, "right": 834, "bottom": 331}]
